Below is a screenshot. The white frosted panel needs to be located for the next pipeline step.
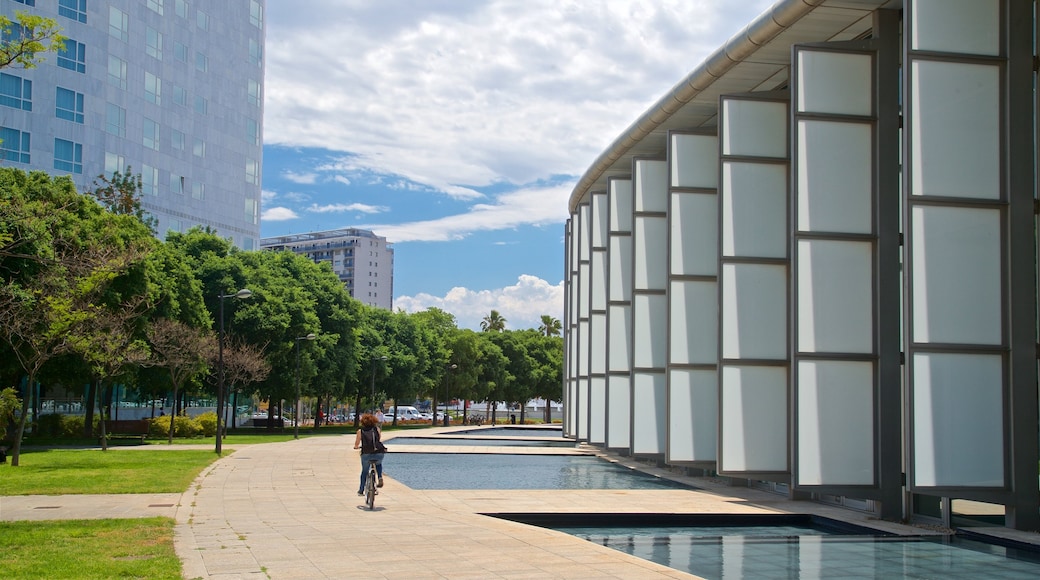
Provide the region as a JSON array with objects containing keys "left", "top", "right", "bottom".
[
  {"left": 796, "top": 51, "right": 873, "bottom": 116},
  {"left": 566, "top": 379, "right": 577, "bottom": 435},
  {"left": 569, "top": 273, "right": 579, "bottom": 325},
  {"left": 609, "top": 236, "right": 632, "bottom": 301},
  {"left": 913, "top": 353, "right": 1003, "bottom": 487},
  {"left": 608, "top": 304, "right": 632, "bottom": 372},
  {"left": 722, "top": 264, "right": 787, "bottom": 360},
  {"left": 578, "top": 205, "right": 590, "bottom": 261},
  {"left": 797, "top": 360, "right": 874, "bottom": 485},
  {"left": 910, "top": 0, "right": 999, "bottom": 56},
  {"left": 632, "top": 372, "right": 666, "bottom": 454},
  {"left": 797, "top": 240, "right": 873, "bottom": 354},
  {"left": 911, "top": 206, "right": 1002, "bottom": 345},
  {"left": 671, "top": 193, "right": 718, "bottom": 276},
  {"left": 609, "top": 179, "right": 633, "bottom": 232},
  {"left": 634, "top": 159, "right": 668, "bottom": 213},
  {"left": 634, "top": 216, "right": 667, "bottom": 290},
  {"left": 589, "top": 376, "right": 606, "bottom": 444},
  {"left": 576, "top": 377, "right": 588, "bottom": 439},
  {"left": 797, "top": 120, "right": 873, "bottom": 234},
  {"left": 590, "top": 313, "right": 606, "bottom": 374},
  {"left": 668, "top": 369, "right": 718, "bottom": 462},
  {"left": 670, "top": 280, "right": 718, "bottom": 365},
  {"left": 633, "top": 294, "right": 667, "bottom": 369},
  {"left": 607, "top": 375, "right": 632, "bottom": 449},
  {"left": 909, "top": 61, "right": 1000, "bottom": 199},
  {"left": 720, "top": 365, "right": 788, "bottom": 472},
  {"left": 578, "top": 320, "right": 589, "bottom": 375},
  {"left": 578, "top": 263, "right": 590, "bottom": 318},
  {"left": 591, "top": 193, "right": 608, "bottom": 248},
  {"left": 721, "top": 99, "right": 788, "bottom": 158},
  {"left": 671, "top": 133, "right": 719, "bottom": 189},
  {"left": 722, "top": 162, "right": 788, "bottom": 259},
  {"left": 591, "top": 250, "right": 607, "bottom": 311}
]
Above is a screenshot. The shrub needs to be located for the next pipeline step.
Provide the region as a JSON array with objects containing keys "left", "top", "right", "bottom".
[
  {"left": 195, "top": 412, "right": 217, "bottom": 437},
  {"left": 35, "top": 413, "right": 64, "bottom": 437},
  {"left": 147, "top": 416, "right": 172, "bottom": 438},
  {"left": 174, "top": 415, "right": 202, "bottom": 438}
]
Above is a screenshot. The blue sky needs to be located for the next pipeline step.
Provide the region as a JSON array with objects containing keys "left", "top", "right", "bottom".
[{"left": 259, "top": 0, "right": 774, "bottom": 331}]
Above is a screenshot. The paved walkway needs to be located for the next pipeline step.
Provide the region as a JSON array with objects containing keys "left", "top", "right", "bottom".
[{"left": 3, "top": 426, "right": 1036, "bottom": 579}]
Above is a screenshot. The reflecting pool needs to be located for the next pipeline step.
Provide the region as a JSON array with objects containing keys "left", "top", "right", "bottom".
[{"left": 384, "top": 453, "right": 690, "bottom": 491}]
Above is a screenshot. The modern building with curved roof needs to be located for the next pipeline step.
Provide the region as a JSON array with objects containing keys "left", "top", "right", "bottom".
[{"left": 563, "top": 0, "right": 1039, "bottom": 532}]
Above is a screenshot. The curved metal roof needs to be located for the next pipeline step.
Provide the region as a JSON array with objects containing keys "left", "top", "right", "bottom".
[{"left": 568, "top": 0, "right": 899, "bottom": 212}]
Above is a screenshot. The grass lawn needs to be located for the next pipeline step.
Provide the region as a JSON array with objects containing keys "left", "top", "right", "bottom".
[
  {"left": 0, "top": 449, "right": 219, "bottom": 496},
  {"left": 0, "top": 517, "right": 180, "bottom": 579}
]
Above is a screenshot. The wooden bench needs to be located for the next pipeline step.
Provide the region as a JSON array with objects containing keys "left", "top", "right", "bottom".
[{"left": 100, "top": 419, "right": 150, "bottom": 444}]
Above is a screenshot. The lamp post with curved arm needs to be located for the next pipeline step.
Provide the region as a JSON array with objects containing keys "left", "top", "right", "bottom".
[
  {"left": 294, "top": 333, "right": 317, "bottom": 439},
  {"left": 216, "top": 288, "right": 252, "bottom": 455}
]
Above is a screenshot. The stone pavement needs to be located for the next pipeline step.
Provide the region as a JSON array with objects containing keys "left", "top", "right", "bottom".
[{"left": 4, "top": 426, "right": 1028, "bottom": 579}]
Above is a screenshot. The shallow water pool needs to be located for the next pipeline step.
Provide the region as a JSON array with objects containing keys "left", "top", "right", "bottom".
[
  {"left": 388, "top": 436, "right": 575, "bottom": 448},
  {"left": 384, "top": 453, "right": 690, "bottom": 490}
]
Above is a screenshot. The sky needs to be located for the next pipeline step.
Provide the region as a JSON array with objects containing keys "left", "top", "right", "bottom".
[{"left": 259, "top": 0, "right": 775, "bottom": 331}]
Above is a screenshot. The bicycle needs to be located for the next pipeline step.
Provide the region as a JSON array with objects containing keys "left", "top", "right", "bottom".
[{"left": 364, "top": 458, "right": 379, "bottom": 509}]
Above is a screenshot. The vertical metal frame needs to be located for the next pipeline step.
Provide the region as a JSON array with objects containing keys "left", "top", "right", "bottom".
[
  {"left": 716, "top": 91, "right": 792, "bottom": 481},
  {"left": 903, "top": 0, "right": 1038, "bottom": 531},
  {"left": 629, "top": 156, "right": 668, "bottom": 458},
  {"left": 605, "top": 176, "right": 634, "bottom": 453},
  {"left": 666, "top": 128, "right": 719, "bottom": 467},
  {"left": 782, "top": 13, "right": 903, "bottom": 523},
  {"left": 575, "top": 202, "right": 591, "bottom": 442},
  {"left": 587, "top": 191, "right": 609, "bottom": 446},
  {"left": 563, "top": 218, "right": 574, "bottom": 437}
]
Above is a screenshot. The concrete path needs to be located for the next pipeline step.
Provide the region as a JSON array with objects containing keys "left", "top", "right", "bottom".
[{"left": 8, "top": 426, "right": 1031, "bottom": 579}]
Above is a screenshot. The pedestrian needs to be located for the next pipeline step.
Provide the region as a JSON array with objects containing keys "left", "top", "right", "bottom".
[{"left": 353, "top": 413, "right": 387, "bottom": 495}]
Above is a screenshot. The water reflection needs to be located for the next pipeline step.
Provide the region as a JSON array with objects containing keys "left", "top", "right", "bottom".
[{"left": 385, "top": 454, "right": 688, "bottom": 490}]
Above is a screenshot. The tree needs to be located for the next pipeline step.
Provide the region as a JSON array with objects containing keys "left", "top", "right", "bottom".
[
  {"left": 218, "top": 336, "right": 270, "bottom": 428},
  {"left": 480, "top": 310, "right": 507, "bottom": 332},
  {"left": 0, "top": 11, "right": 65, "bottom": 70},
  {"left": 537, "top": 315, "right": 561, "bottom": 337},
  {"left": 91, "top": 168, "right": 155, "bottom": 233},
  {"left": 147, "top": 318, "right": 214, "bottom": 444}
]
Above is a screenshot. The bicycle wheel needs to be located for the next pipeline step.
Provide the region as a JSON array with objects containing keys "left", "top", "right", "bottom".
[{"left": 365, "top": 463, "right": 377, "bottom": 509}]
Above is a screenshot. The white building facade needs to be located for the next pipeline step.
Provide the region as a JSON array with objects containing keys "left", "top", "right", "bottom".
[
  {"left": 564, "top": 0, "right": 1039, "bottom": 532},
  {"left": 260, "top": 228, "right": 394, "bottom": 309},
  {"left": 0, "top": 0, "right": 264, "bottom": 249}
]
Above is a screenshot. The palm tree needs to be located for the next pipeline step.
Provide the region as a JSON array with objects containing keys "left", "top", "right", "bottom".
[
  {"left": 480, "top": 310, "right": 507, "bottom": 332},
  {"left": 537, "top": 315, "right": 561, "bottom": 337}
]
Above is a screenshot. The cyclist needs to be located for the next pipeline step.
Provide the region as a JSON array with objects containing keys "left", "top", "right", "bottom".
[{"left": 353, "top": 412, "right": 387, "bottom": 495}]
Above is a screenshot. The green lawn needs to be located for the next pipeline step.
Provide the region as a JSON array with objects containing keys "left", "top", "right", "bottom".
[
  {"left": 0, "top": 518, "right": 180, "bottom": 579},
  {"left": 0, "top": 449, "right": 219, "bottom": 496}
]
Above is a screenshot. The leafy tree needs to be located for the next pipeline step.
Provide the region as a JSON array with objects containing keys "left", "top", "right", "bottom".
[
  {"left": 219, "top": 336, "right": 270, "bottom": 428},
  {"left": 0, "top": 386, "right": 18, "bottom": 438},
  {"left": 480, "top": 309, "right": 507, "bottom": 332},
  {"left": 0, "top": 11, "right": 64, "bottom": 70},
  {"left": 91, "top": 168, "right": 156, "bottom": 233},
  {"left": 518, "top": 330, "right": 563, "bottom": 422}
]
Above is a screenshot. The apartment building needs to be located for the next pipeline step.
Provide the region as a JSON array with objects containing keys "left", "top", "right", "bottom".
[{"left": 260, "top": 228, "right": 394, "bottom": 309}]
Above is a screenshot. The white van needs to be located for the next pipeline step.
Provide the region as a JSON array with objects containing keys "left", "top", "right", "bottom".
[{"left": 391, "top": 406, "right": 424, "bottom": 421}]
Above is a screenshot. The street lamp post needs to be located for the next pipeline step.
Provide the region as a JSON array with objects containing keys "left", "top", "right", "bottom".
[
  {"left": 294, "top": 333, "right": 317, "bottom": 439},
  {"left": 216, "top": 288, "right": 252, "bottom": 455},
  {"left": 444, "top": 363, "right": 457, "bottom": 427},
  {"left": 370, "top": 355, "right": 388, "bottom": 411}
]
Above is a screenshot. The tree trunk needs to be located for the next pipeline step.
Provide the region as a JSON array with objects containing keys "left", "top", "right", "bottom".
[
  {"left": 167, "top": 386, "right": 178, "bottom": 444},
  {"left": 99, "top": 382, "right": 109, "bottom": 452},
  {"left": 9, "top": 373, "right": 34, "bottom": 467},
  {"left": 83, "top": 380, "right": 97, "bottom": 438},
  {"left": 353, "top": 391, "right": 362, "bottom": 428}
]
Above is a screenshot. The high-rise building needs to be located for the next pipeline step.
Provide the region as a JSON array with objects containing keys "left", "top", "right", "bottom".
[
  {"left": 564, "top": 0, "right": 1039, "bottom": 532},
  {"left": 0, "top": 0, "right": 264, "bottom": 249},
  {"left": 260, "top": 228, "right": 394, "bottom": 309}
]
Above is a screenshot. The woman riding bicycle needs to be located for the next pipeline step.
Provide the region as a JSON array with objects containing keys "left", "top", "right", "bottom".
[{"left": 353, "top": 413, "right": 387, "bottom": 495}]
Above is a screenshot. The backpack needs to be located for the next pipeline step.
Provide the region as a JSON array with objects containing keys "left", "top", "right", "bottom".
[{"left": 361, "top": 427, "right": 387, "bottom": 454}]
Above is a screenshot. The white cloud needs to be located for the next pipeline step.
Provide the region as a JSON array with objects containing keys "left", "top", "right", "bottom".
[
  {"left": 261, "top": 207, "right": 299, "bottom": 221},
  {"left": 363, "top": 182, "right": 572, "bottom": 243},
  {"left": 395, "top": 274, "right": 564, "bottom": 331},
  {"left": 261, "top": 189, "right": 278, "bottom": 203},
  {"left": 283, "top": 171, "right": 318, "bottom": 184},
  {"left": 264, "top": 0, "right": 775, "bottom": 197},
  {"left": 307, "top": 202, "right": 387, "bottom": 214},
  {"left": 333, "top": 175, "right": 352, "bottom": 186}
]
